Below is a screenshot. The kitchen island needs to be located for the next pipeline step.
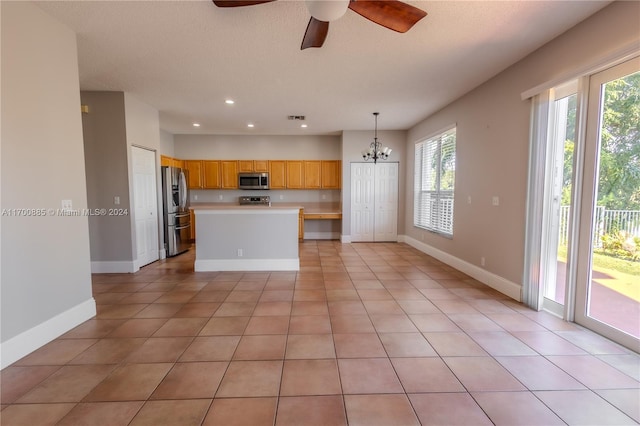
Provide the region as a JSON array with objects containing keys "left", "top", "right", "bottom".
[{"left": 192, "top": 204, "right": 301, "bottom": 271}]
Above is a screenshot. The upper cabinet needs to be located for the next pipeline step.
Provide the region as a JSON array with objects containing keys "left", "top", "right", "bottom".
[
  {"left": 254, "top": 160, "right": 269, "bottom": 172},
  {"left": 202, "top": 160, "right": 221, "bottom": 189},
  {"left": 321, "top": 160, "right": 341, "bottom": 189},
  {"left": 238, "top": 160, "right": 270, "bottom": 173},
  {"left": 183, "top": 160, "right": 203, "bottom": 189},
  {"left": 304, "top": 161, "right": 322, "bottom": 189},
  {"left": 160, "top": 155, "right": 172, "bottom": 167},
  {"left": 175, "top": 158, "right": 340, "bottom": 190},
  {"left": 221, "top": 161, "right": 238, "bottom": 189},
  {"left": 269, "top": 160, "right": 287, "bottom": 189},
  {"left": 238, "top": 160, "right": 254, "bottom": 173},
  {"left": 160, "top": 155, "right": 184, "bottom": 168},
  {"left": 286, "top": 161, "right": 304, "bottom": 189},
  {"left": 238, "top": 160, "right": 269, "bottom": 173}
]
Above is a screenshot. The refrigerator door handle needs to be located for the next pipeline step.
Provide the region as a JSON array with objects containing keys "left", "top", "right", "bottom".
[{"left": 179, "top": 170, "right": 188, "bottom": 209}]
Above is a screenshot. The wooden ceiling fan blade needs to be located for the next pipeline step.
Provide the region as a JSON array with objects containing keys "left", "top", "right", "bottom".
[
  {"left": 348, "top": 0, "right": 427, "bottom": 33},
  {"left": 213, "top": 0, "right": 276, "bottom": 7},
  {"left": 301, "top": 17, "right": 329, "bottom": 50}
]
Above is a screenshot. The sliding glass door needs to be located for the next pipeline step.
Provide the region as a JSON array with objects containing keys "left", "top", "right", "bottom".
[
  {"left": 574, "top": 58, "right": 640, "bottom": 349},
  {"left": 541, "top": 81, "right": 577, "bottom": 316},
  {"left": 528, "top": 56, "right": 639, "bottom": 351}
]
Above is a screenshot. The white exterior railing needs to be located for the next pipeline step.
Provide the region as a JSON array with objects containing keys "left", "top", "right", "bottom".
[{"left": 559, "top": 206, "right": 640, "bottom": 247}]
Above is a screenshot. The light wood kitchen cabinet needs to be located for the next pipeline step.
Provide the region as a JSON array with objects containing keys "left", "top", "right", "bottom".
[
  {"left": 304, "top": 161, "right": 322, "bottom": 189},
  {"left": 299, "top": 208, "right": 304, "bottom": 241},
  {"left": 238, "top": 160, "right": 254, "bottom": 173},
  {"left": 221, "top": 160, "right": 238, "bottom": 189},
  {"left": 286, "top": 161, "right": 304, "bottom": 189},
  {"left": 202, "top": 160, "right": 221, "bottom": 189},
  {"left": 183, "top": 160, "right": 203, "bottom": 189},
  {"left": 160, "top": 155, "right": 184, "bottom": 168},
  {"left": 254, "top": 160, "right": 269, "bottom": 172},
  {"left": 321, "top": 160, "right": 341, "bottom": 189},
  {"left": 269, "top": 160, "right": 287, "bottom": 189},
  {"left": 160, "top": 155, "right": 172, "bottom": 167},
  {"left": 190, "top": 209, "right": 196, "bottom": 241},
  {"left": 238, "top": 160, "right": 270, "bottom": 173}
]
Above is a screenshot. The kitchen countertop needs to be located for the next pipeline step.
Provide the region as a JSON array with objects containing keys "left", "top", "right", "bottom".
[{"left": 191, "top": 202, "right": 341, "bottom": 217}]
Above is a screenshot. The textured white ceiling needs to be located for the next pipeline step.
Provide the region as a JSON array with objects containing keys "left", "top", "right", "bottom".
[{"left": 36, "top": 0, "right": 610, "bottom": 135}]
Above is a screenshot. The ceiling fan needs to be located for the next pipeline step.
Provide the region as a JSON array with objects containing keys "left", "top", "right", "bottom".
[{"left": 212, "top": 0, "right": 427, "bottom": 50}]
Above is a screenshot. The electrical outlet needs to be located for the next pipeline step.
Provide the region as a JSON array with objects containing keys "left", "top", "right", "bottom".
[
  {"left": 61, "top": 199, "right": 72, "bottom": 210},
  {"left": 114, "top": 196, "right": 120, "bottom": 205},
  {"left": 194, "top": 194, "right": 198, "bottom": 201},
  {"left": 279, "top": 195, "right": 284, "bottom": 200},
  {"left": 218, "top": 194, "right": 223, "bottom": 201},
  {"left": 467, "top": 196, "right": 472, "bottom": 204},
  {"left": 492, "top": 196, "right": 500, "bottom": 206},
  {"left": 481, "top": 257, "right": 486, "bottom": 267},
  {"left": 237, "top": 249, "right": 243, "bottom": 257},
  {"left": 322, "top": 194, "right": 326, "bottom": 200}
]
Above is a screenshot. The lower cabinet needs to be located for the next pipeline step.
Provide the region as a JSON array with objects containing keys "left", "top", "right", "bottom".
[
  {"left": 299, "top": 209, "right": 304, "bottom": 241},
  {"left": 190, "top": 209, "right": 196, "bottom": 241}
]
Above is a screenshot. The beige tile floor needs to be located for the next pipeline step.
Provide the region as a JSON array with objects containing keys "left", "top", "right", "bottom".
[{"left": 1, "top": 241, "right": 639, "bottom": 425}]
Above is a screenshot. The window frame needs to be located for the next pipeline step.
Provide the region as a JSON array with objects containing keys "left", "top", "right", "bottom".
[{"left": 413, "top": 125, "right": 457, "bottom": 238}]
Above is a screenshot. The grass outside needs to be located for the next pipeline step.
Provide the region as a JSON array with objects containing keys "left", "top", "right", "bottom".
[{"left": 558, "top": 245, "right": 640, "bottom": 302}]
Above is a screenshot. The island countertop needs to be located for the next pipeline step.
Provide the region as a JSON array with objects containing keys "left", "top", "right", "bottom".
[{"left": 191, "top": 202, "right": 341, "bottom": 217}]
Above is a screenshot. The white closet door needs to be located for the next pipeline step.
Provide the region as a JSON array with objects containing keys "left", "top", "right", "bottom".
[
  {"left": 132, "top": 146, "right": 159, "bottom": 267},
  {"left": 374, "top": 162, "right": 398, "bottom": 242},
  {"left": 350, "top": 163, "right": 375, "bottom": 242},
  {"left": 350, "top": 162, "right": 398, "bottom": 242}
]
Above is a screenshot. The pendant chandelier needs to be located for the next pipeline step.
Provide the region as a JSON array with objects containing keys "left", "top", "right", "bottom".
[{"left": 361, "top": 112, "right": 391, "bottom": 163}]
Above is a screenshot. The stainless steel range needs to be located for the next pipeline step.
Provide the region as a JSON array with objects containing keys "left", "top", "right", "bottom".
[{"left": 239, "top": 195, "right": 271, "bottom": 206}]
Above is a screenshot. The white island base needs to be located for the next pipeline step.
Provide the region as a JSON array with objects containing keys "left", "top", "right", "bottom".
[{"left": 193, "top": 206, "right": 300, "bottom": 272}]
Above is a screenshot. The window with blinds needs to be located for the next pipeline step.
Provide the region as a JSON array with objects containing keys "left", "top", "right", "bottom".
[{"left": 414, "top": 127, "right": 456, "bottom": 237}]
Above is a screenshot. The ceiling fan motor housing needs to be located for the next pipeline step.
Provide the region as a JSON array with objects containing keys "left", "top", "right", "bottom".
[{"left": 305, "top": 0, "right": 350, "bottom": 22}]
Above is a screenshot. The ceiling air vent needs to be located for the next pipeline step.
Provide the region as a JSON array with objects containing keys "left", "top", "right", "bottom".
[{"left": 288, "top": 115, "right": 306, "bottom": 121}]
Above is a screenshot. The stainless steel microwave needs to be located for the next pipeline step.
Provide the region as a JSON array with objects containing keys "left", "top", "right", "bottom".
[{"left": 238, "top": 172, "right": 269, "bottom": 190}]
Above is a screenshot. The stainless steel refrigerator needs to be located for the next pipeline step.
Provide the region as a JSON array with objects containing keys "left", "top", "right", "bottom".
[{"left": 161, "top": 166, "right": 191, "bottom": 257}]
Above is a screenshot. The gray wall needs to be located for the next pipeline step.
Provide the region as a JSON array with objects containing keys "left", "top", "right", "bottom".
[
  {"left": 123, "top": 92, "right": 162, "bottom": 264},
  {"left": 174, "top": 134, "right": 341, "bottom": 159},
  {"left": 81, "top": 91, "right": 133, "bottom": 261},
  {"left": 160, "top": 129, "right": 175, "bottom": 157},
  {"left": 81, "top": 91, "right": 162, "bottom": 267},
  {"left": 404, "top": 1, "right": 640, "bottom": 286},
  {"left": 1, "top": 2, "right": 94, "bottom": 353}
]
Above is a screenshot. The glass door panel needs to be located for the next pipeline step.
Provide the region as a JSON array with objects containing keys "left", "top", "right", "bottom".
[
  {"left": 542, "top": 83, "right": 577, "bottom": 314},
  {"left": 576, "top": 57, "right": 640, "bottom": 350}
]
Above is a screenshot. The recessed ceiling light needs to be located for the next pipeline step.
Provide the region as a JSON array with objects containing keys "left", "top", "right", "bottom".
[
  {"left": 192, "top": 123, "right": 201, "bottom": 127},
  {"left": 300, "top": 124, "right": 308, "bottom": 128},
  {"left": 247, "top": 123, "right": 254, "bottom": 128},
  {"left": 225, "top": 99, "right": 235, "bottom": 105}
]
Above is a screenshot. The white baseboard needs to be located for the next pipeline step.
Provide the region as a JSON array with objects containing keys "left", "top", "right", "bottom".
[
  {"left": 341, "top": 235, "right": 352, "bottom": 243},
  {"left": 195, "top": 258, "right": 300, "bottom": 272},
  {"left": 90, "top": 261, "right": 138, "bottom": 274},
  {"left": 401, "top": 235, "right": 522, "bottom": 301},
  {"left": 0, "top": 298, "right": 96, "bottom": 369}
]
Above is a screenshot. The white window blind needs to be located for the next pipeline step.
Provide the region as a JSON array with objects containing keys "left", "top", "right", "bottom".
[{"left": 414, "top": 127, "right": 456, "bottom": 236}]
